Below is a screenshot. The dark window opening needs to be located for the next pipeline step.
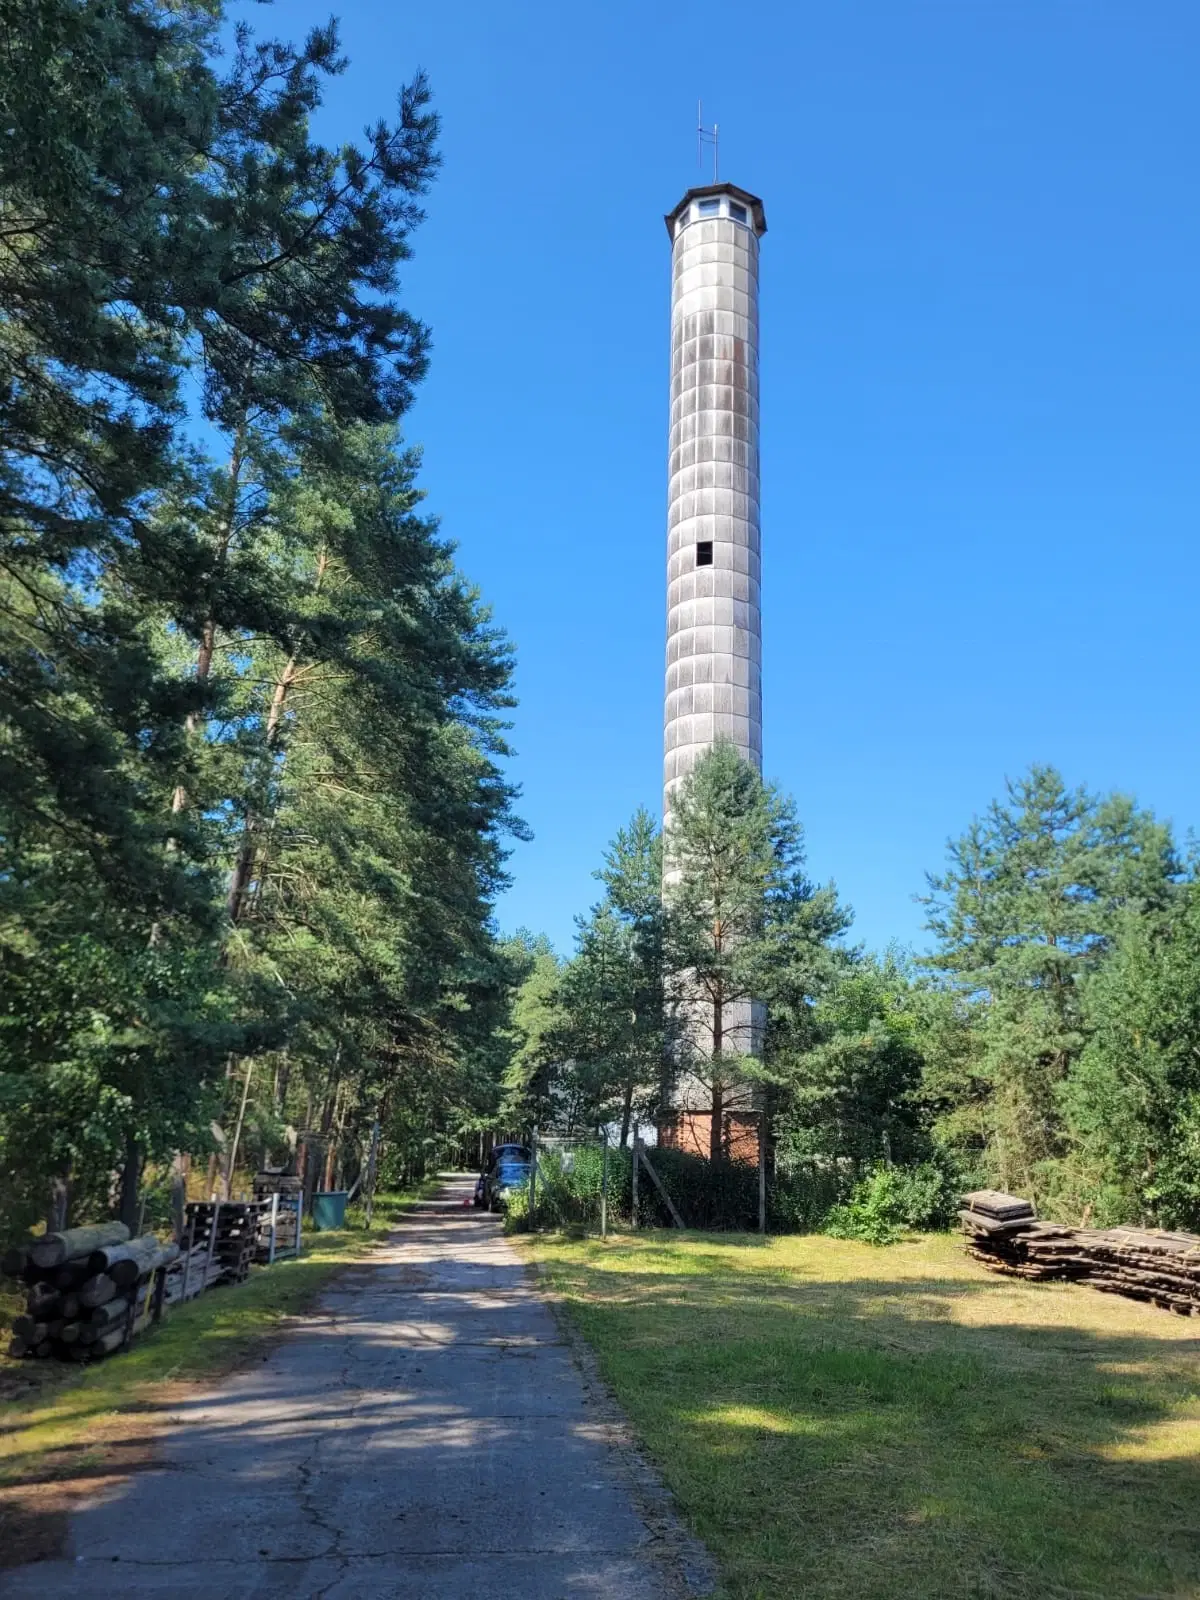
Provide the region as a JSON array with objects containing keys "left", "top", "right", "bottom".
[
  {"left": 729, "top": 202, "right": 748, "bottom": 223},
  {"left": 698, "top": 198, "right": 720, "bottom": 215},
  {"left": 696, "top": 541, "right": 713, "bottom": 567}
]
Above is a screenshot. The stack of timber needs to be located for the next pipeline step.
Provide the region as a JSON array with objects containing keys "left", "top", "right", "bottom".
[
  {"left": 961, "top": 1191, "right": 1200, "bottom": 1315},
  {"left": 2, "top": 1224, "right": 177, "bottom": 1361},
  {"left": 959, "top": 1191, "right": 1085, "bottom": 1282},
  {"left": 183, "top": 1200, "right": 263, "bottom": 1286}
]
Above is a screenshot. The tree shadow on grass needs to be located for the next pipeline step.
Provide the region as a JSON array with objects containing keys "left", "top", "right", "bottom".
[{"left": 553, "top": 1249, "right": 1200, "bottom": 1599}]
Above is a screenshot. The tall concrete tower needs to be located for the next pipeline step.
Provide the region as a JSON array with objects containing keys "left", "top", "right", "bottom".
[
  {"left": 661, "top": 182, "right": 767, "bottom": 1164},
  {"left": 663, "top": 182, "right": 766, "bottom": 816}
]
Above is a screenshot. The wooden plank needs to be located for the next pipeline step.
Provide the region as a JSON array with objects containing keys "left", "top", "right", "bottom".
[{"left": 636, "top": 1143, "right": 686, "bottom": 1229}]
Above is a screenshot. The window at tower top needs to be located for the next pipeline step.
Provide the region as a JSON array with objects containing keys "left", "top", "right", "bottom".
[
  {"left": 697, "top": 198, "right": 720, "bottom": 216},
  {"left": 729, "top": 202, "right": 748, "bottom": 223}
]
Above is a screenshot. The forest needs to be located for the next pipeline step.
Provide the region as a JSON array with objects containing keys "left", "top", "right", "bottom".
[
  {"left": 0, "top": 0, "right": 525, "bottom": 1239},
  {"left": 507, "top": 749, "right": 1200, "bottom": 1237},
  {"left": 3, "top": 0, "right": 1197, "bottom": 1250}
]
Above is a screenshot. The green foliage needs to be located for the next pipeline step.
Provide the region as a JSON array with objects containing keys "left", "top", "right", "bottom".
[
  {"left": 1061, "top": 884, "right": 1200, "bottom": 1227},
  {"left": 922, "top": 765, "right": 1181, "bottom": 1205},
  {"left": 824, "top": 1162, "right": 959, "bottom": 1246},
  {"left": 664, "top": 742, "right": 851, "bottom": 1162},
  {"left": 0, "top": 3, "right": 519, "bottom": 1240},
  {"left": 772, "top": 951, "right": 932, "bottom": 1172}
]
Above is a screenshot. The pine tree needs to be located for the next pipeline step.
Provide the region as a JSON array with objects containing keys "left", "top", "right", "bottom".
[
  {"left": 922, "top": 765, "right": 1180, "bottom": 1197},
  {"left": 0, "top": 3, "right": 455, "bottom": 1225},
  {"left": 663, "top": 742, "right": 850, "bottom": 1163}
]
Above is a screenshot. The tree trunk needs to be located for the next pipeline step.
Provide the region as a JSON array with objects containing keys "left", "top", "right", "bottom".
[
  {"left": 117, "top": 1133, "right": 142, "bottom": 1234},
  {"left": 619, "top": 1082, "right": 634, "bottom": 1149},
  {"left": 171, "top": 425, "right": 247, "bottom": 817},
  {"left": 709, "top": 996, "right": 724, "bottom": 1165},
  {"left": 227, "top": 548, "right": 326, "bottom": 926},
  {"left": 45, "top": 1171, "right": 70, "bottom": 1234}
]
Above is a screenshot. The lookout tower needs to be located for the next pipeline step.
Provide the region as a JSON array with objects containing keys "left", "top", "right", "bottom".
[
  {"left": 661, "top": 181, "right": 767, "bottom": 1165},
  {"left": 662, "top": 182, "right": 766, "bottom": 816}
]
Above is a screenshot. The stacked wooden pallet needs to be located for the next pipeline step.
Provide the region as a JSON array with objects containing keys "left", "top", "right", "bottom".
[
  {"left": 184, "top": 1200, "right": 263, "bottom": 1286},
  {"left": 961, "top": 1191, "right": 1200, "bottom": 1315},
  {"left": 253, "top": 1173, "right": 302, "bottom": 1262},
  {"left": 2, "top": 1224, "right": 178, "bottom": 1361}
]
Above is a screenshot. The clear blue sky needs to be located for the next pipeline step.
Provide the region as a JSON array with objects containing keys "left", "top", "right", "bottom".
[{"left": 279, "top": 0, "right": 1200, "bottom": 955}]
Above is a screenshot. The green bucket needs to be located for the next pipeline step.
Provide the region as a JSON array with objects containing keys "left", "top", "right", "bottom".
[{"left": 312, "top": 1190, "right": 349, "bottom": 1230}]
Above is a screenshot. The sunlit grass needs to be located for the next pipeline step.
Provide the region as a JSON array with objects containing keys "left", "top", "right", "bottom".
[{"left": 523, "top": 1229, "right": 1200, "bottom": 1599}]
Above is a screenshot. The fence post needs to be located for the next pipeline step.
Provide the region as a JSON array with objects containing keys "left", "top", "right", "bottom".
[
  {"left": 529, "top": 1128, "right": 539, "bottom": 1230},
  {"left": 600, "top": 1130, "right": 609, "bottom": 1239},
  {"left": 364, "top": 1119, "right": 380, "bottom": 1230},
  {"left": 758, "top": 1110, "right": 767, "bottom": 1236},
  {"left": 631, "top": 1126, "right": 639, "bottom": 1230}
]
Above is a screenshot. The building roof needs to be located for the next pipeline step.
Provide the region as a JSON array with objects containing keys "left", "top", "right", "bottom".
[{"left": 664, "top": 183, "right": 767, "bottom": 238}]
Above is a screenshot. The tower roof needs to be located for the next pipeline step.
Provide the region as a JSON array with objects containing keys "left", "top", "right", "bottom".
[{"left": 664, "top": 182, "right": 767, "bottom": 238}]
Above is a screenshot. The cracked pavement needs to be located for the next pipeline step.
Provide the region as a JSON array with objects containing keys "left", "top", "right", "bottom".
[{"left": 0, "top": 1176, "right": 714, "bottom": 1598}]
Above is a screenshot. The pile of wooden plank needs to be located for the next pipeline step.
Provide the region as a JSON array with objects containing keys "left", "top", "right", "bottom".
[
  {"left": 961, "top": 1190, "right": 1200, "bottom": 1315},
  {"left": 1081, "top": 1227, "right": 1200, "bottom": 1315},
  {"left": 2, "top": 1223, "right": 178, "bottom": 1361},
  {"left": 183, "top": 1200, "right": 263, "bottom": 1286}
]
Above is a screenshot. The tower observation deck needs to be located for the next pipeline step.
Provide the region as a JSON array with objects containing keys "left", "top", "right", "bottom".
[{"left": 663, "top": 182, "right": 766, "bottom": 817}]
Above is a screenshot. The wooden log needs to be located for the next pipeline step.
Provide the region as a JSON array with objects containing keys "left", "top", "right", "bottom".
[
  {"left": 7, "top": 1336, "right": 31, "bottom": 1359},
  {"left": 78, "top": 1272, "right": 117, "bottom": 1310},
  {"left": 60, "top": 1292, "right": 79, "bottom": 1321},
  {"left": 1, "top": 1246, "right": 28, "bottom": 1278},
  {"left": 25, "top": 1283, "right": 61, "bottom": 1320},
  {"left": 58, "top": 1321, "right": 83, "bottom": 1345},
  {"left": 29, "top": 1222, "right": 130, "bottom": 1271},
  {"left": 86, "top": 1328, "right": 127, "bottom": 1359},
  {"left": 34, "top": 1339, "right": 52, "bottom": 1358},
  {"left": 53, "top": 1262, "right": 90, "bottom": 1292},
  {"left": 86, "top": 1296, "right": 132, "bottom": 1330},
  {"left": 11, "top": 1316, "right": 48, "bottom": 1344},
  {"left": 90, "top": 1236, "right": 179, "bottom": 1288}
]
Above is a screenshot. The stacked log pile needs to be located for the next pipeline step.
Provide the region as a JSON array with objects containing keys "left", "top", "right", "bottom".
[
  {"left": 961, "top": 1190, "right": 1200, "bottom": 1315},
  {"left": 184, "top": 1200, "right": 263, "bottom": 1286},
  {"left": 2, "top": 1224, "right": 178, "bottom": 1360}
]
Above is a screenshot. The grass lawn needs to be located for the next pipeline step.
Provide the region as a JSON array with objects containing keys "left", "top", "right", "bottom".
[
  {"left": 522, "top": 1228, "right": 1200, "bottom": 1600},
  {"left": 0, "top": 1180, "right": 439, "bottom": 1549}
]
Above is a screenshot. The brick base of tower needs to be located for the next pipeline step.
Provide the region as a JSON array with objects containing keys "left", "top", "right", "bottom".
[{"left": 658, "top": 1110, "right": 760, "bottom": 1165}]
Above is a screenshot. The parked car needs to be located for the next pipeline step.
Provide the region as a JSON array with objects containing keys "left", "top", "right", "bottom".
[
  {"left": 483, "top": 1153, "right": 532, "bottom": 1213},
  {"left": 473, "top": 1144, "right": 532, "bottom": 1210}
]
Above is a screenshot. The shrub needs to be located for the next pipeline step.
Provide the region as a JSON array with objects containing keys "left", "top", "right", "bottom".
[{"left": 824, "top": 1161, "right": 958, "bottom": 1245}]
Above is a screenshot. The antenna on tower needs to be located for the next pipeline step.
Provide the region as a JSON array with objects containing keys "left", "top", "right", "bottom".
[{"left": 697, "top": 99, "right": 719, "bottom": 183}]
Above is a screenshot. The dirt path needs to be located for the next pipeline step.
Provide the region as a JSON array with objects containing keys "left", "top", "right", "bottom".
[{"left": 0, "top": 1176, "right": 712, "bottom": 1598}]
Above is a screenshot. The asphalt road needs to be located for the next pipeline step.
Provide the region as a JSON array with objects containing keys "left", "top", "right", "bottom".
[{"left": 2, "top": 1175, "right": 713, "bottom": 1598}]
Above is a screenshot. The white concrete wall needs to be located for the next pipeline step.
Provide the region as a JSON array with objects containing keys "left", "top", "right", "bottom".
[{"left": 663, "top": 198, "right": 763, "bottom": 815}]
